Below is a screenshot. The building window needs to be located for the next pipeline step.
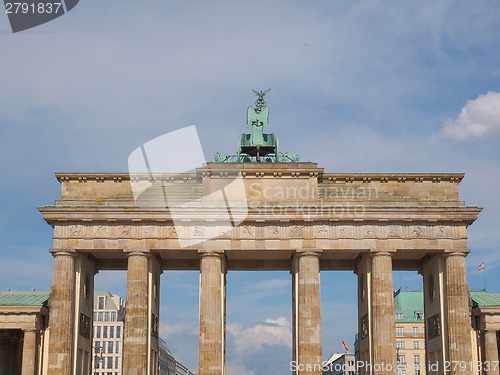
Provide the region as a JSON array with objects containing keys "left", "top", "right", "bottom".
[
  {"left": 116, "top": 326, "right": 121, "bottom": 338},
  {"left": 116, "top": 341, "right": 120, "bottom": 353},
  {"left": 413, "top": 327, "right": 419, "bottom": 337},
  {"left": 93, "top": 312, "right": 97, "bottom": 321},
  {"left": 397, "top": 354, "right": 406, "bottom": 365},
  {"left": 98, "top": 312, "right": 103, "bottom": 321},
  {"left": 395, "top": 313, "right": 403, "bottom": 320},
  {"left": 416, "top": 312, "right": 424, "bottom": 321},
  {"left": 414, "top": 341, "right": 419, "bottom": 349},
  {"left": 397, "top": 371, "right": 406, "bottom": 375},
  {"left": 107, "top": 356, "right": 113, "bottom": 369},
  {"left": 111, "top": 312, "right": 116, "bottom": 321},
  {"left": 414, "top": 355, "right": 420, "bottom": 365},
  {"left": 396, "top": 341, "right": 405, "bottom": 349},
  {"left": 110, "top": 326, "right": 114, "bottom": 338},
  {"left": 105, "top": 312, "right": 110, "bottom": 321},
  {"left": 115, "top": 356, "right": 119, "bottom": 369},
  {"left": 108, "top": 341, "right": 113, "bottom": 354},
  {"left": 97, "top": 326, "right": 101, "bottom": 338},
  {"left": 103, "top": 326, "right": 108, "bottom": 338},
  {"left": 396, "top": 327, "right": 404, "bottom": 337},
  {"left": 95, "top": 341, "right": 101, "bottom": 352},
  {"left": 98, "top": 296, "right": 105, "bottom": 309}
]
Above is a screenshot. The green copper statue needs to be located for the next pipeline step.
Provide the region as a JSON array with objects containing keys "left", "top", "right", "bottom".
[
  {"left": 247, "top": 89, "right": 271, "bottom": 145},
  {"left": 213, "top": 89, "right": 299, "bottom": 163}
]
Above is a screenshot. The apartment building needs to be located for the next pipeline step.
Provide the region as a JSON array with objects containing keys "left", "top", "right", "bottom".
[{"left": 92, "top": 291, "right": 126, "bottom": 375}]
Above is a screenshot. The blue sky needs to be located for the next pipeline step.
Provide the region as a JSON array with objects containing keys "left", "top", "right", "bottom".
[{"left": 1, "top": 1, "right": 500, "bottom": 374}]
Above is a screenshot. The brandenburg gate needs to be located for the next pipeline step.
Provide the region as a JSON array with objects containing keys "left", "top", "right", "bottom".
[{"left": 39, "top": 91, "right": 482, "bottom": 375}]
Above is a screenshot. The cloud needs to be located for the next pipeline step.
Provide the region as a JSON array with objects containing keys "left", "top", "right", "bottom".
[
  {"left": 252, "top": 279, "right": 290, "bottom": 291},
  {"left": 159, "top": 323, "right": 198, "bottom": 338},
  {"left": 442, "top": 91, "right": 500, "bottom": 141},
  {"left": 227, "top": 317, "right": 292, "bottom": 354},
  {"left": 226, "top": 362, "right": 256, "bottom": 375}
]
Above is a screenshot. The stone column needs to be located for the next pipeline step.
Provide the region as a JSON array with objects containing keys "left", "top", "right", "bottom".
[
  {"left": 21, "top": 330, "right": 37, "bottom": 375},
  {"left": 445, "top": 252, "right": 473, "bottom": 374},
  {"left": 484, "top": 330, "right": 499, "bottom": 375},
  {"left": 123, "top": 250, "right": 150, "bottom": 375},
  {"left": 47, "top": 250, "right": 76, "bottom": 375},
  {"left": 297, "top": 251, "right": 322, "bottom": 375},
  {"left": 199, "top": 251, "right": 226, "bottom": 375},
  {"left": 371, "top": 252, "right": 396, "bottom": 375}
]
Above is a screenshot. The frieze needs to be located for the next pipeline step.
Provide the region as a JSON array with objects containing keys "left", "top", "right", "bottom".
[
  {"left": 193, "top": 226, "right": 205, "bottom": 238},
  {"left": 59, "top": 222, "right": 458, "bottom": 241},
  {"left": 313, "top": 224, "right": 330, "bottom": 238},
  {"left": 118, "top": 225, "right": 132, "bottom": 238},
  {"left": 289, "top": 225, "right": 304, "bottom": 238},
  {"left": 337, "top": 225, "right": 354, "bottom": 238},
  {"left": 68, "top": 224, "right": 85, "bottom": 238},
  {"left": 239, "top": 225, "right": 254, "bottom": 238},
  {"left": 387, "top": 225, "right": 402, "bottom": 238},
  {"left": 266, "top": 225, "right": 281, "bottom": 238},
  {"left": 93, "top": 225, "right": 107, "bottom": 238},
  {"left": 142, "top": 225, "right": 157, "bottom": 238}
]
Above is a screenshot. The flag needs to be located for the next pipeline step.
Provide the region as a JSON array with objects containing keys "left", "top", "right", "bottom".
[
  {"left": 342, "top": 341, "right": 349, "bottom": 351},
  {"left": 478, "top": 262, "right": 485, "bottom": 271}
]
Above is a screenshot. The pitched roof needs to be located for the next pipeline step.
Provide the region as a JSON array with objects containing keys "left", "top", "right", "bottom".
[
  {"left": 394, "top": 290, "right": 424, "bottom": 323},
  {"left": 0, "top": 292, "right": 49, "bottom": 306},
  {"left": 94, "top": 291, "right": 124, "bottom": 310},
  {"left": 470, "top": 291, "right": 500, "bottom": 307}
]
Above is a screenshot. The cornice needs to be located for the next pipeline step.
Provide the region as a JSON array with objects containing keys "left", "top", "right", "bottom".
[
  {"left": 54, "top": 171, "right": 466, "bottom": 183},
  {"left": 38, "top": 205, "right": 482, "bottom": 226}
]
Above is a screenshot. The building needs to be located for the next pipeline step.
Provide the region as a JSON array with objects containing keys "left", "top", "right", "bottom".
[
  {"left": 0, "top": 291, "right": 49, "bottom": 375},
  {"left": 323, "top": 353, "right": 356, "bottom": 375},
  {"left": 37, "top": 92, "right": 483, "bottom": 374},
  {"left": 352, "top": 290, "right": 426, "bottom": 375},
  {"left": 394, "top": 290, "right": 426, "bottom": 375},
  {"left": 158, "top": 338, "right": 176, "bottom": 375},
  {"left": 91, "top": 291, "right": 126, "bottom": 374},
  {"left": 471, "top": 291, "right": 500, "bottom": 375},
  {"left": 158, "top": 337, "right": 195, "bottom": 375}
]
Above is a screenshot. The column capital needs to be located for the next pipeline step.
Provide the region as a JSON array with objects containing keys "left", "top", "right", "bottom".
[
  {"left": 443, "top": 250, "right": 470, "bottom": 258},
  {"left": 123, "top": 248, "right": 151, "bottom": 258},
  {"left": 49, "top": 249, "right": 77, "bottom": 257},
  {"left": 295, "top": 249, "right": 322, "bottom": 257},
  {"left": 484, "top": 328, "right": 499, "bottom": 334},
  {"left": 198, "top": 250, "right": 225, "bottom": 258},
  {"left": 368, "top": 250, "right": 395, "bottom": 257}
]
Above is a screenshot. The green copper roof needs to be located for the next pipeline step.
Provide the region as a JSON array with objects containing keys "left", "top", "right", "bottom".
[
  {"left": 0, "top": 292, "right": 49, "bottom": 306},
  {"left": 394, "top": 290, "right": 425, "bottom": 323},
  {"left": 470, "top": 291, "right": 500, "bottom": 307}
]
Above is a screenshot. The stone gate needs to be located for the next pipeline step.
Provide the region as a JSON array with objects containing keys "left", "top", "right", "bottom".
[{"left": 39, "top": 163, "right": 481, "bottom": 375}]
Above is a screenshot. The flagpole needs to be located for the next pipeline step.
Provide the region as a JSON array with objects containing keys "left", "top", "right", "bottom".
[{"left": 484, "top": 265, "right": 487, "bottom": 291}]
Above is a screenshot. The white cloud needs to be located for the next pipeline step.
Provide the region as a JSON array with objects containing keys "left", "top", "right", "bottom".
[
  {"left": 227, "top": 317, "right": 292, "bottom": 354},
  {"left": 159, "top": 323, "right": 197, "bottom": 338},
  {"left": 443, "top": 91, "right": 500, "bottom": 141},
  {"left": 253, "top": 279, "right": 290, "bottom": 291},
  {"left": 226, "top": 362, "right": 256, "bottom": 375}
]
